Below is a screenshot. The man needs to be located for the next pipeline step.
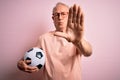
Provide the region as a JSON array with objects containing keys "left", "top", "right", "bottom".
[{"left": 17, "top": 2, "right": 92, "bottom": 80}]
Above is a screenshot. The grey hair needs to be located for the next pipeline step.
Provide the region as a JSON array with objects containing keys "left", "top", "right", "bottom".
[{"left": 52, "top": 2, "right": 69, "bottom": 14}]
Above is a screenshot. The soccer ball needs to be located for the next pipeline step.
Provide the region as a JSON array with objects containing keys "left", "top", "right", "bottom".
[{"left": 24, "top": 47, "right": 45, "bottom": 69}]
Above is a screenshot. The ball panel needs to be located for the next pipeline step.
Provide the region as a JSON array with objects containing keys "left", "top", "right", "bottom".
[
  {"left": 25, "top": 57, "right": 31, "bottom": 65},
  {"left": 37, "top": 64, "right": 43, "bottom": 69},
  {"left": 36, "top": 52, "right": 43, "bottom": 59},
  {"left": 26, "top": 57, "right": 31, "bottom": 60},
  {"left": 27, "top": 48, "right": 33, "bottom": 52}
]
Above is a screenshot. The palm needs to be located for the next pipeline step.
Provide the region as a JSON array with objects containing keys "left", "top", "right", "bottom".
[{"left": 67, "top": 4, "right": 84, "bottom": 43}]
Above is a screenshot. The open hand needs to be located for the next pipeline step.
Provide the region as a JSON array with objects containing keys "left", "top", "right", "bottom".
[{"left": 54, "top": 4, "right": 84, "bottom": 43}]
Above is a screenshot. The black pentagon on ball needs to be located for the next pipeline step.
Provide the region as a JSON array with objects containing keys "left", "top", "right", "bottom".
[
  {"left": 26, "top": 57, "right": 31, "bottom": 60},
  {"left": 37, "top": 64, "right": 43, "bottom": 69},
  {"left": 25, "top": 57, "right": 31, "bottom": 65},
  {"left": 36, "top": 52, "right": 43, "bottom": 59},
  {"left": 27, "top": 48, "right": 33, "bottom": 52}
]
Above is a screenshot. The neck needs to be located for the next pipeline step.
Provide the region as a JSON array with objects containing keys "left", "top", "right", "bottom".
[{"left": 56, "top": 27, "right": 66, "bottom": 33}]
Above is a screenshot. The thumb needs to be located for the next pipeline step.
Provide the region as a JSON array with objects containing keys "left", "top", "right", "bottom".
[
  {"left": 54, "top": 31, "right": 70, "bottom": 41},
  {"left": 24, "top": 60, "right": 31, "bottom": 65}
]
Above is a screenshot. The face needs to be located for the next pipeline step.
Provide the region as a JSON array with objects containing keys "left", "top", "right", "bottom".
[{"left": 52, "top": 5, "right": 69, "bottom": 32}]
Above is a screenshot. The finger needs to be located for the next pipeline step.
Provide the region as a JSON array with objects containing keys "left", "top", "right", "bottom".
[
  {"left": 76, "top": 6, "right": 81, "bottom": 24},
  {"left": 27, "top": 66, "right": 37, "bottom": 70},
  {"left": 54, "top": 31, "right": 68, "bottom": 39},
  {"left": 76, "top": 6, "right": 83, "bottom": 31},
  {"left": 26, "top": 66, "right": 39, "bottom": 73},
  {"left": 80, "top": 13, "right": 84, "bottom": 28},
  {"left": 68, "top": 7, "right": 73, "bottom": 24},
  {"left": 26, "top": 69, "right": 38, "bottom": 73},
  {"left": 30, "top": 68, "right": 39, "bottom": 73},
  {"left": 72, "top": 4, "right": 77, "bottom": 23},
  {"left": 24, "top": 60, "right": 31, "bottom": 65},
  {"left": 67, "top": 7, "right": 73, "bottom": 29}
]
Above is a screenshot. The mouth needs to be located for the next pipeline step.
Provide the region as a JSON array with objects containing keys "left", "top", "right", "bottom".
[
  {"left": 58, "top": 21, "right": 63, "bottom": 24},
  {"left": 58, "top": 22, "right": 63, "bottom": 25}
]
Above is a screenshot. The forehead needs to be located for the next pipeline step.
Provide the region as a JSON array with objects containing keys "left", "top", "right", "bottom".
[{"left": 54, "top": 5, "right": 69, "bottom": 13}]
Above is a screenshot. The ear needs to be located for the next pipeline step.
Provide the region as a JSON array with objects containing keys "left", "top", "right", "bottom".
[{"left": 52, "top": 16, "right": 54, "bottom": 20}]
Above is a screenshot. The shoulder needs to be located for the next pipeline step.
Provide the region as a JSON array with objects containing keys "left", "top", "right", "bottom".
[
  {"left": 38, "top": 31, "right": 55, "bottom": 40},
  {"left": 36, "top": 31, "right": 55, "bottom": 48}
]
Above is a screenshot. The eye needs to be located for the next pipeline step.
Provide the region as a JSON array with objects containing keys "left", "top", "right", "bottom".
[
  {"left": 54, "top": 13, "right": 58, "bottom": 16},
  {"left": 53, "top": 12, "right": 68, "bottom": 18},
  {"left": 61, "top": 12, "right": 67, "bottom": 15},
  {"left": 53, "top": 13, "right": 59, "bottom": 16}
]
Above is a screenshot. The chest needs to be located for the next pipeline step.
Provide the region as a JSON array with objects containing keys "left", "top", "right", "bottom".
[{"left": 44, "top": 36, "right": 77, "bottom": 60}]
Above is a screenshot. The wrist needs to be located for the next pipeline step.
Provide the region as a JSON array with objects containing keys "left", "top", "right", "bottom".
[
  {"left": 17, "top": 60, "right": 25, "bottom": 70},
  {"left": 73, "top": 38, "right": 83, "bottom": 45}
]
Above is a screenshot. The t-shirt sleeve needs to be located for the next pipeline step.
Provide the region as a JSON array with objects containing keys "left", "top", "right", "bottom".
[{"left": 35, "top": 36, "right": 43, "bottom": 48}]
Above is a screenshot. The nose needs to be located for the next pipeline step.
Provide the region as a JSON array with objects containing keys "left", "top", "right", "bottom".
[{"left": 58, "top": 14, "right": 62, "bottom": 19}]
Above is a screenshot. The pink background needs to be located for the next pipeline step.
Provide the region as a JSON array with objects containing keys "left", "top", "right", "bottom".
[{"left": 0, "top": 0, "right": 120, "bottom": 80}]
